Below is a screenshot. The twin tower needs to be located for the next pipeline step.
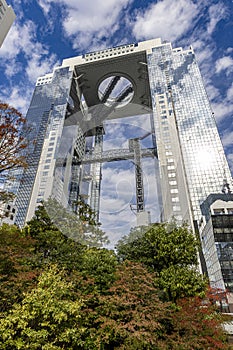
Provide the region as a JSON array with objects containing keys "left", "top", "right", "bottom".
[{"left": 8, "top": 38, "right": 233, "bottom": 300}]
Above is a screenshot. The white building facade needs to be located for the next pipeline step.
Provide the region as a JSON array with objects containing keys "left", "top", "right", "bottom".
[{"left": 0, "top": 0, "right": 15, "bottom": 47}]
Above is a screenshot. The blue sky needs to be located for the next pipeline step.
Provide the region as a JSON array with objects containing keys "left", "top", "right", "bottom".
[
  {"left": 1, "top": 0, "right": 233, "bottom": 244},
  {"left": 1, "top": 0, "right": 232, "bottom": 164}
]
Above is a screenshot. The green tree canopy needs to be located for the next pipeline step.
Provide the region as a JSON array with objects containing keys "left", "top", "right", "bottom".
[
  {"left": 78, "top": 261, "right": 229, "bottom": 350},
  {"left": 116, "top": 222, "right": 207, "bottom": 301},
  {"left": 0, "top": 224, "right": 229, "bottom": 349},
  {"left": 24, "top": 206, "right": 85, "bottom": 272},
  {"left": 80, "top": 247, "right": 117, "bottom": 293},
  {"left": 0, "top": 265, "right": 85, "bottom": 350},
  {"left": 28, "top": 198, "right": 109, "bottom": 248},
  {"left": 81, "top": 261, "right": 173, "bottom": 350}
]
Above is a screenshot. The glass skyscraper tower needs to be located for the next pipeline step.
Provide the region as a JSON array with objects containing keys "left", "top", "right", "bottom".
[
  {"left": 12, "top": 38, "right": 232, "bottom": 226},
  {"left": 9, "top": 39, "right": 233, "bottom": 294},
  {"left": 148, "top": 42, "right": 232, "bottom": 226}
]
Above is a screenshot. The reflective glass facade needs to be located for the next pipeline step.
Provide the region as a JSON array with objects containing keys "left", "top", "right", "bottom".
[
  {"left": 12, "top": 38, "right": 233, "bottom": 239},
  {"left": 147, "top": 42, "right": 232, "bottom": 224},
  {"left": 14, "top": 67, "right": 72, "bottom": 227}
]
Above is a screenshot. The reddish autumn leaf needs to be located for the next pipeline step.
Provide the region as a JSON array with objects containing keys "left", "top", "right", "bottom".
[
  {"left": 0, "top": 102, "right": 28, "bottom": 175},
  {"left": 166, "top": 295, "right": 230, "bottom": 349},
  {"left": 0, "top": 224, "right": 41, "bottom": 312}
]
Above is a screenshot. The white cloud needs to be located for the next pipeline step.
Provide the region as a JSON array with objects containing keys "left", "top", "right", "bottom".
[
  {"left": 193, "top": 43, "right": 213, "bottom": 66},
  {"left": 99, "top": 157, "right": 160, "bottom": 248},
  {"left": 132, "top": 0, "right": 199, "bottom": 42},
  {"left": 0, "top": 24, "right": 22, "bottom": 59},
  {"left": 99, "top": 164, "right": 135, "bottom": 244},
  {"left": 207, "top": 3, "right": 226, "bottom": 35},
  {"left": 0, "top": 19, "right": 58, "bottom": 112},
  {"left": 26, "top": 53, "right": 58, "bottom": 82},
  {"left": 101, "top": 166, "right": 135, "bottom": 206},
  {"left": 0, "top": 20, "right": 49, "bottom": 61},
  {"left": 222, "top": 130, "right": 233, "bottom": 148},
  {"left": 38, "top": 0, "right": 51, "bottom": 15},
  {"left": 173, "top": 2, "right": 229, "bottom": 105},
  {"left": 99, "top": 148, "right": 160, "bottom": 229},
  {"left": 38, "top": 0, "right": 132, "bottom": 50},
  {"left": 62, "top": 0, "right": 127, "bottom": 35},
  {"left": 212, "top": 100, "right": 233, "bottom": 122},
  {"left": 215, "top": 56, "right": 233, "bottom": 75},
  {"left": 211, "top": 84, "right": 233, "bottom": 122},
  {"left": 4, "top": 58, "right": 22, "bottom": 78},
  {"left": 185, "top": 4, "right": 232, "bottom": 128},
  {"left": 205, "top": 83, "right": 220, "bottom": 101},
  {"left": 101, "top": 209, "right": 137, "bottom": 248},
  {"left": 227, "top": 83, "right": 233, "bottom": 101},
  {"left": 0, "top": 85, "right": 31, "bottom": 113},
  {"left": 0, "top": 20, "right": 57, "bottom": 82},
  {"left": 99, "top": 115, "right": 158, "bottom": 239},
  {"left": 226, "top": 47, "right": 233, "bottom": 54},
  {"left": 103, "top": 114, "right": 153, "bottom": 151}
]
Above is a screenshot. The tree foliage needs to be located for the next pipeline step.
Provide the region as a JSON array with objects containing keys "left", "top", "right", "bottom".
[
  {"left": 78, "top": 262, "right": 229, "bottom": 350},
  {"left": 86, "top": 261, "right": 173, "bottom": 350},
  {"left": 167, "top": 296, "right": 229, "bottom": 349},
  {"left": 24, "top": 203, "right": 114, "bottom": 276},
  {"left": 24, "top": 204, "right": 57, "bottom": 235},
  {"left": 0, "top": 216, "right": 229, "bottom": 349},
  {"left": 24, "top": 205, "right": 85, "bottom": 271},
  {"left": 79, "top": 247, "right": 117, "bottom": 293},
  {"left": 0, "top": 102, "right": 28, "bottom": 204},
  {"left": 0, "top": 265, "right": 85, "bottom": 350},
  {"left": 0, "top": 102, "right": 27, "bottom": 175},
  {"left": 0, "top": 224, "right": 40, "bottom": 312},
  {"left": 42, "top": 198, "right": 109, "bottom": 247},
  {"left": 116, "top": 222, "right": 207, "bottom": 301}
]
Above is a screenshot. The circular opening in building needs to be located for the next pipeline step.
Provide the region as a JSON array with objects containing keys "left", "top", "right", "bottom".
[{"left": 98, "top": 75, "right": 134, "bottom": 108}]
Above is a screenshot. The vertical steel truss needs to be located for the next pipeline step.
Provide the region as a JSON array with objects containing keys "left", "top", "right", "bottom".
[
  {"left": 89, "top": 127, "right": 103, "bottom": 221},
  {"left": 69, "top": 155, "right": 81, "bottom": 211},
  {"left": 129, "top": 138, "right": 144, "bottom": 212}
]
